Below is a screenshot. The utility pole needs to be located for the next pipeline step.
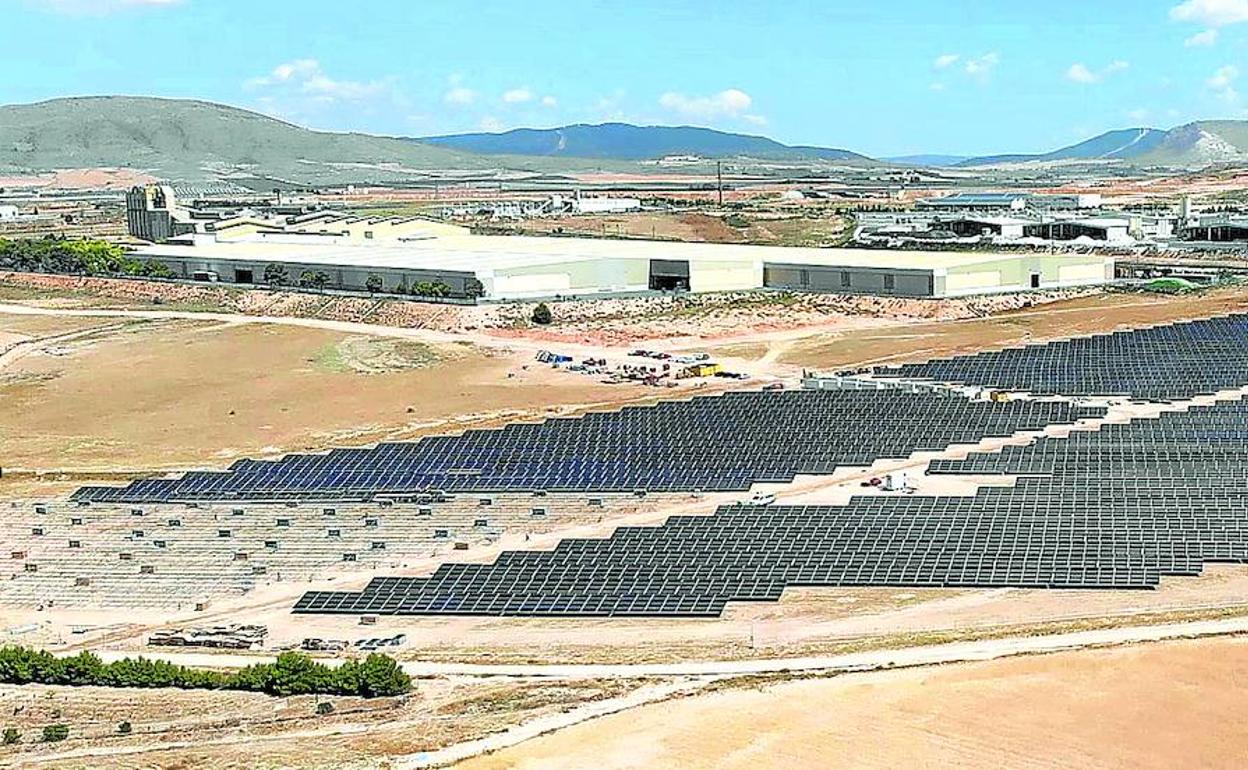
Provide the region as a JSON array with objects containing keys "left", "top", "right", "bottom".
[{"left": 716, "top": 161, "right": 724, "bottom": 207}]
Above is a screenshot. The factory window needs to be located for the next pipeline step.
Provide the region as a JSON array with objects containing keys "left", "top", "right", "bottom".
[
  {"left": 474, "top": 518, "right": 488, "bottom": 528},
  {"left": 840, "top": 271, "right": 852, "bottom": 288},
  {"left": 327, "top": 529, "right": 341, "bottom": 538},
  {"left": 883, "top": 274, "right": 896, "bottom": 291},
  {"left": 1030, "top": 272, "right": 1042, "bottom": 289},
  {"left": 234, "top": 268, "right": 254, "bottom": 284},
  {"left": 364, "top": 230, "right": 374, "bottom": 239},
  {"left": 68, "top": 540, "right": 81, "bottom": 549},
  {"left": 342, "top": 553, "right": 357, "bottom": 562}
]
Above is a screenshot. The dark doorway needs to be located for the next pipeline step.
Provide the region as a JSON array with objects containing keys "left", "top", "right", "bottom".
[
  {"left": 1029, "top": 271, "right": 1041, "bottom": 289},
  {"left": 234, "top": 268, "right": 255, "bottom": 284},
  {"left": 649, "top": 259, "right": 690, "bottom": 291}
]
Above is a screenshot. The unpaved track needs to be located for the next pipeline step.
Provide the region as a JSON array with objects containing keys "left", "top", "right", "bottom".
[{"left": 87, "top": 615, "right": 1248, "bottom": 680}]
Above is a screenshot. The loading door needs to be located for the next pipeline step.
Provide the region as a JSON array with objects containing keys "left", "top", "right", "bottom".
[{"left": 649, "top": 259, "right": 691, "bottom": 291}]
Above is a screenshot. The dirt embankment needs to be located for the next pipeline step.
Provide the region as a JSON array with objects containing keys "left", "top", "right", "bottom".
[{"left": 0, "top": 271, "right": 1104, "bottom": 347}]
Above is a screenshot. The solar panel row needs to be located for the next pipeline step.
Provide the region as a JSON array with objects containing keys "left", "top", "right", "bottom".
[
  {"left": 294, "top": 399, "right": 1248, "bottom": 617},
  {"left": 72, "top": 390, "right": 1098, "bottom": 503},
  {"left": 868, "top": 313, "right": 1248, "bottom": 400}
]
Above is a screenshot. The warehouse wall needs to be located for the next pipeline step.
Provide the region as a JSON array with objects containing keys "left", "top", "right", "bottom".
[
  {"left": 689, "top": 258, "right": 764, "bottom": 293},
  {"left": 942, "top": 255, "right": 1113, "bottom": 296},
  {"left": 763, "top": 263, "right": 936, "bottom": 297},
  {"left": 493, "top": 258, "right": 649, "bottom": 298},
  {"left": 137, "top": 255, "right": 479, "bottom": 297}
]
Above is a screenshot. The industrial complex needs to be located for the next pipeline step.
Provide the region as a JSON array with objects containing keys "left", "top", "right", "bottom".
[{"left": 125, "top": 186, "right": 1115, "bottom": 300}]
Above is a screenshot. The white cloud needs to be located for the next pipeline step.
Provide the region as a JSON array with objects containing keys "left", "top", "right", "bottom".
[
  {"left": 1127, "top": 108, "right": 1151, "bottom": 122},
  {"left": 245, "top": 58, "right": 388, "bottom": 102},
  {"left": 933, "top": 53, "right": 960, "bottom": 70},
  {"left": 1186, "top": 28, "right": 1220, "bottom": 45},
  {"left": 658, "top": 88, "right": 754, "bottom": 120},
  {"left": 31, "top": 0, "right": 180, "bottom": 13},
  {"left": 963, "top": 52, "right": 1000, "bottom": 78},
  {"left": 444, "top": 87, "right": 477, "bottom": 106},
  {"left": 741, "top": 114, "right": 768, "bottom": 127},
  {"left": 1208, "top": 64, "right": 1239, "bottom": 88},
  {"left": 478, "top": 116, "right": 504, "bottom": 132},
  {"left": 929, "top": 82, "right": 946, "bottom": 92},
  {"left": 1066, "top": 63, "right": 1097, "bottom": 84},
  {"left": 502, "top": 88, "right": 533, "bottom": 104},
  {"left": 1065, "top": 60, "right": 1130, "bottom": 84},
  {"left": 1170, "top": 0, "right": 1248, "bottom": 26},
  {"left": 540, "top": 95, "right": 558, "bottom": 107}
]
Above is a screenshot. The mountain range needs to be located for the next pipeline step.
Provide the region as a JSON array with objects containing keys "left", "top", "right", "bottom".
[
  {"left": 417, "top": 123, "right": 870, "bottom": 163},
  {"left": 4, "top": 96, "right": 1248, "bottom": 184}
]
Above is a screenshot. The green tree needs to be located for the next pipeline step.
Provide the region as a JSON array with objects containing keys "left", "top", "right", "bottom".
[
  {"left": 299, "top": 270, "right": 331, "bottom": 292},
  {"left": 263, "top": 262, "right": 289, "bottom": 288},
  {"left": 356, "top": 653, "right": 411, "bottom": 698},
  {"left": 365, "top": 274, "right": 384, "bottom": 294},
  {"left": 41, "top": 724, "right": 69, "bottom": 743},
  {"left": 2, "top": 728, "right": 19, "bottom": 745},
  {"left": 316, "top": 701, "right": 335, "bottom": 716},
  {"left": 531, "top": 302, "right": 553, "bottom": 325},
  {"left": 117, "top": 721, "right": 132, "bottom": 735}
]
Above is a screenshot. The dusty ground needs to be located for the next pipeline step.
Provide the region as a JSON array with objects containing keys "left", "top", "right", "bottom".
[
  {"left": 459, "top": 635, "right": 1248, "bottom": 770},
  {"left": 0, "top": 313, "right": 651, "bottom": 479},
  {"left": 0, "top": 676, "right": 650, "bottom": 769}
]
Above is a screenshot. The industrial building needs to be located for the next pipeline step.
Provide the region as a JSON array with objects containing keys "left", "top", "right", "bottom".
[{"left": 130, "top": 227, "right": 1114, "bottom": 301}]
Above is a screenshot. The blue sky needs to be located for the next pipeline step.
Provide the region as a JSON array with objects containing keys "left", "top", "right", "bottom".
[{"left": 3, "top": 0, "right": 1248, "bottom": 156}]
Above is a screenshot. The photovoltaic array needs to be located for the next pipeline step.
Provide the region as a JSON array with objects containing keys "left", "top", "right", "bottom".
[
  {"left": 295, "top": 400, "right": 1248, "bottom": 617},
  {"left": 868, "top": 313, "right": 1248, "bottom": 401},
  {"left": 72, "top": 390, "right": 1096, "bottom": 503}
]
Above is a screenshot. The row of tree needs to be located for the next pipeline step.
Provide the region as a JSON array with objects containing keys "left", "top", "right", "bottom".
[
  {"left": 0, "top": 646, "right": 410, "bottom": 699},
  {"left": 0, "top": 237, "right": 172, "bottom": 278}
]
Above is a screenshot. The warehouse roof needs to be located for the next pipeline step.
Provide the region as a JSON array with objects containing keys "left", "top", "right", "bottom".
[{"left": 134, "top": 233, "right": 1106, "bottom": 274}]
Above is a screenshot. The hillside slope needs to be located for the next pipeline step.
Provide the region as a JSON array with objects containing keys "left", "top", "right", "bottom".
[
  {"left": 960, "top": 123, "right": 1248, "bottom": 168},
  {"left": 959, "top": 128, "right": 1168, "bottom": 166},
  {"left": 0, "top": 97, "right": 638, "bottom": 183},
  {"left": 418, "top": 123, "right": 874, "bottom": 163}
]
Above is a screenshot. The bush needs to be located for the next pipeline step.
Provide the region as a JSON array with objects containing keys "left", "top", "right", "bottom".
[
  {"left": 41, "top": 724, "right": 68, "bottom": 743},
  {"left": 2, "top": 727, "right": 19, "bottom": 745},
  {"left": 531, "top": 302, "right": 553, "bottom": 326},
  {"left": 365, "top": 274, "right": 384, "bottom": 294},
  {"left": 0, "top": 645, "right": 408, "bottom": 699},
  {"left": 315, "top": 701, "right": 334, "bottom": 716},
  {"left": 117, "top": 721, "right": 132, "bottom": 735},
  {"left": 263, "top": 262, "right": 289, "bottom": 288}
]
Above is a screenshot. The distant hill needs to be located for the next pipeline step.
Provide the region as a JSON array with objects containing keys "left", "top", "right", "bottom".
[
  {"left": 417, "top": 123, "right": 875, "bottom": 163},
  {"left": 0, "top": 96, "right": 640, "bottom": 183},
  {"left": 884, "top": 154, "right": 970, "bottom": 167},
  {"left": 957, "top": 124, "right": 1248, "bottom": 167}
]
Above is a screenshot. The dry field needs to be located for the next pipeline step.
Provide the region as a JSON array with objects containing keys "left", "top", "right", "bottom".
[
  {"left": 0, "top": 676, "right": 648, "bottom": 769},
  {"left": 460, "top": 636, "right": 1248, "bottom": 770},
  {"left": 0, "top": 313, "right": 647, "bottom": 481}
]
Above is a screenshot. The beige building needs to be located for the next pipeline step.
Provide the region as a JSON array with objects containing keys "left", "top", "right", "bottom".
[{"left": 131, "top": 232, "right": 1114, "bottom": 301}]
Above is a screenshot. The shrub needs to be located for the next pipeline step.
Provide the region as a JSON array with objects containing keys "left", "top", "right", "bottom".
[
  {"left": 263, "top": 262, "right": 289, "bottom": 288},
  {"left": 0, "top": 646, "right": 408, "bottom": 700},
  {"left": 315, "top": 701, "right": 334, "bottom": 716},
  {"left": 2, "top": 727, "right": 18, "bottom": 745},
  {"left": 365, "top": 274, "right": 384, "bottom": 294},
  {"left": 41, "top": 724, "right": 68, "bottom": 743},
  {"left": 117, "top": 721, "right": 132, "bottom": 735},
  {"left": 530, "top": 302, "right": 553, "bottom": 326}
]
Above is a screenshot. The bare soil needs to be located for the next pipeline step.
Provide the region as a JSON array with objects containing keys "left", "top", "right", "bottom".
[{"left": 458, "top": 636, "right": 1248, "bottom": 770}]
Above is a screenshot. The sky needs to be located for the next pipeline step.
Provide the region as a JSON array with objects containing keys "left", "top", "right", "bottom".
[{"left": 2, "top": 0, "right": 1248, "bottom": 157}]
